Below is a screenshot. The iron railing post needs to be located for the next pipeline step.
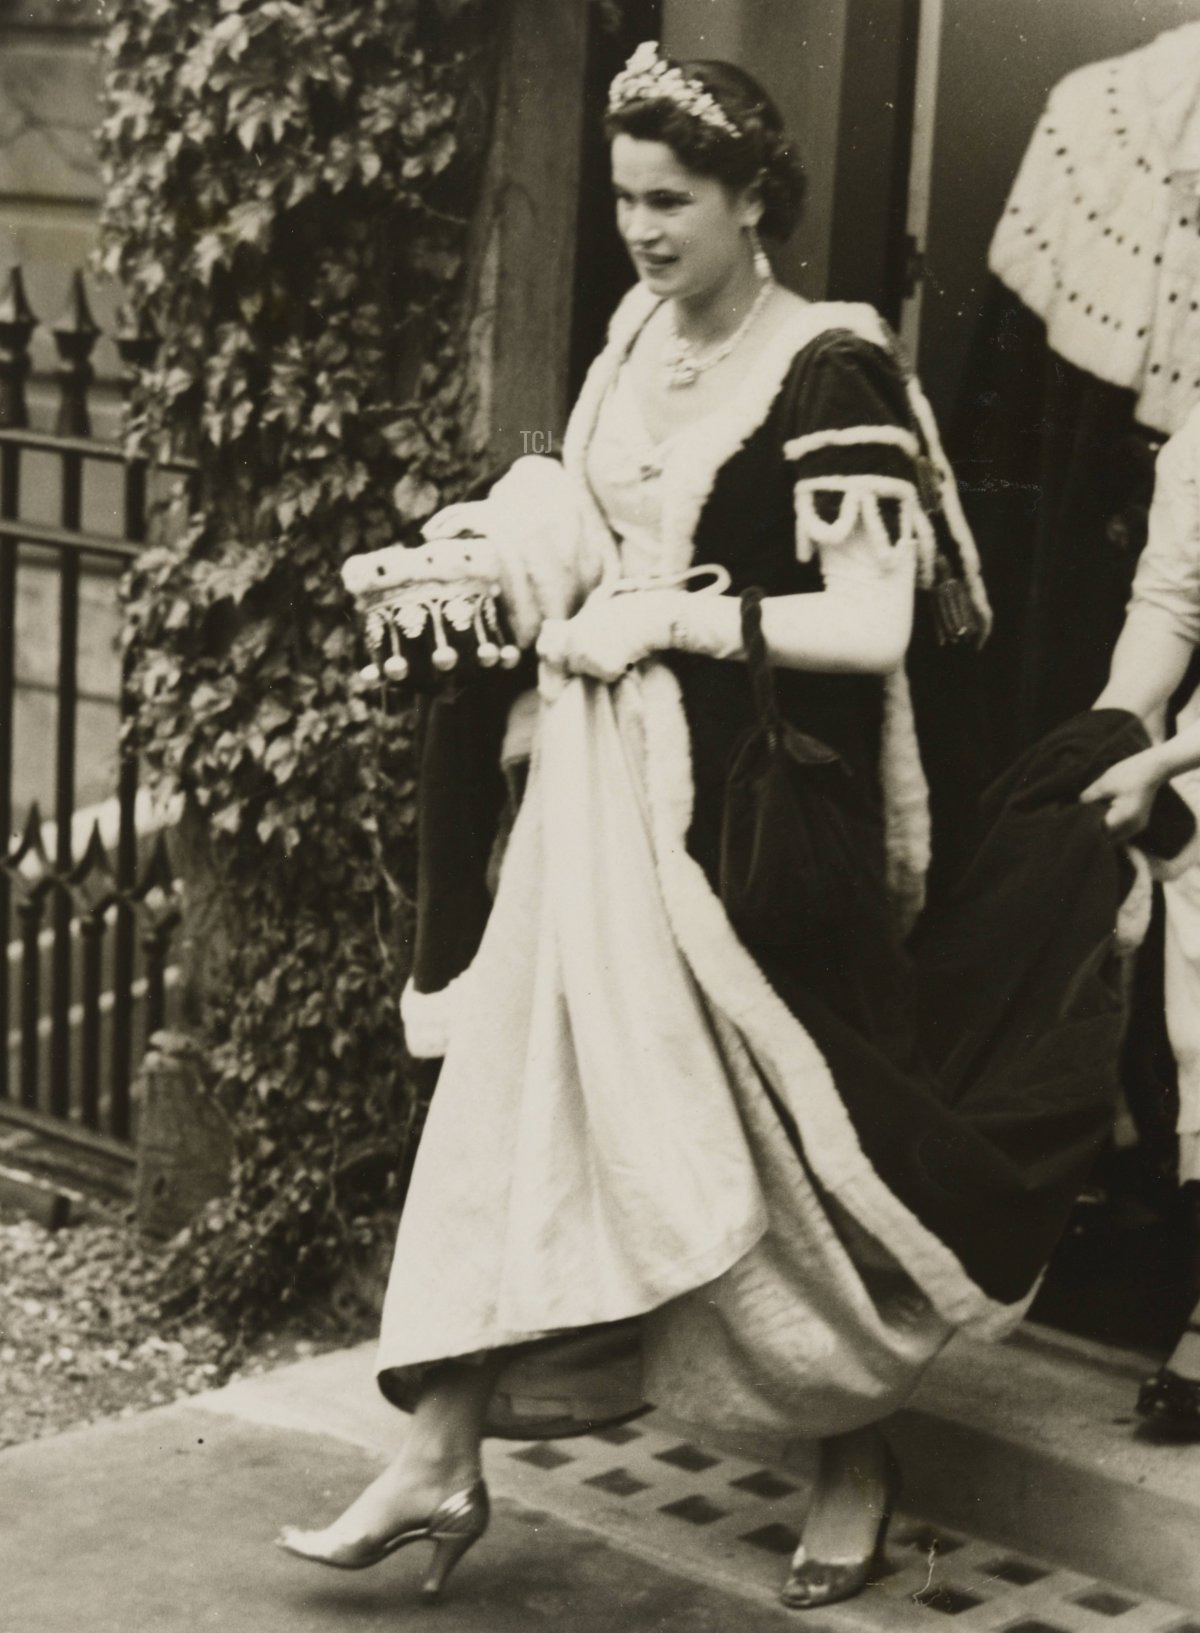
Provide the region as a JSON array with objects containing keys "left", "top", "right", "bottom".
[
  {"left": 0, "top": 268, "right": 34, "bottom": 1103},
  {"left": 69, "top": 824, "right": 116, "bottom": 1134},
  {"left": 47, "top": 273, "right": 99, "bottom": 1120},
  {"left": 110, "top": 309, "right": 158, "bottom": 1137}
]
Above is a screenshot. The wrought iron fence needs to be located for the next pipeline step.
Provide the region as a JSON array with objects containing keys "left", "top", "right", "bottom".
[{"left": 0, "top": 264, "right": 188, "bottom": 1159}]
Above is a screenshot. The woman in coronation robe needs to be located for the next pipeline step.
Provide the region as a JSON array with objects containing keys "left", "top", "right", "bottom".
[{"left": 279, "top": 43, "right": 1165, "bottom": 1610}]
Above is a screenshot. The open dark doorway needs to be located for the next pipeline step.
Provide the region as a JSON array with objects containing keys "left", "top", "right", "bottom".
[{"left": 568, "top": 1, "right": 663, "bottom": 403}]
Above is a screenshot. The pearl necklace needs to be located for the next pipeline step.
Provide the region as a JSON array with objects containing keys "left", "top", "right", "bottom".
[{"left": 662, "top": 276, "right": 775, "bottom": 390}]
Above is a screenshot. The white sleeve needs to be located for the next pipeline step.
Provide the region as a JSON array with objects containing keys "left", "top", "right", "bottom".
[{"left": 1126, "top": 411, "right": 1200, "bottom": 648}]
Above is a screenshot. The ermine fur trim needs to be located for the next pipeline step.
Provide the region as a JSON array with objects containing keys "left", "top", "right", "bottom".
[
  {"left": 401, "top": 969, "right": 473, "bottom": 1060},
  {"left": 988, "top": 22, "right": 1200, "bottom": 436},
  {"left": 793, "top": 475, "right": 937, "bottom": 588},
  {"left": 784, "top": 425, "right": 921, "bottom": 463}
]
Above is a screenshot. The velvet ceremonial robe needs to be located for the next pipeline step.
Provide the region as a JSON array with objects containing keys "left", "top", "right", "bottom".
[{"left": 378, "top": 288, "right": 1161, "bottom": 1440}]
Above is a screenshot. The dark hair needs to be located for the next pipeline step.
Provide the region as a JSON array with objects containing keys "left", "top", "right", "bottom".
[{"left": 604, "top": 58, "right": 806, "bottom": 242}]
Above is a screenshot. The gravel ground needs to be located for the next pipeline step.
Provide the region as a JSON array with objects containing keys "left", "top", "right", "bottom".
[{"left": 0, "top": 1202, "right": 368, "bottom": 1450}]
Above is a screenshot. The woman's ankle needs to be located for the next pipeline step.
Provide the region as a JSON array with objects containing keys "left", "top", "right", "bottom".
[
  {"left": 399, "top": 1358, "right": 497, "bottom": 1489},
  {"left": 385, "top": 1436, "right": 482, "bottom": 1493}
]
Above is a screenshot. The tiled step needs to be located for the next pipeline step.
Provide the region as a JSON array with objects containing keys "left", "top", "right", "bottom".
[
  {"left": 199, "top": 1342, "right": 1200, "bottom": 1632},
  {"left": 892, "top": 1323, "right": 1200, "bottom": 1611},
  {"left": 493, "top": 1408, "right": 1198, "bottom": 1633}
]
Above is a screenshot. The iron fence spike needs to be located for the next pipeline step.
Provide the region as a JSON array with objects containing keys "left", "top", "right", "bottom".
[
  {"left": 18, "top": 800, "right": 47, "bottom": 855},
  {"left": 51, "top": 272, "right": 98, "bottom": 437},
  {"left": 4, "top": 802, "right": 54, "bottom": 895},
  {"left": 0, "top": 266, "right": 36, "bottom": 429},
  {"left": 51, "top": 269, "right": 100, "bottom": 345},
  {"left": 0, "top": 265, "right": 36, "bottom": 330},
  {"left": 71, "top": 819, "right": 115, "bottom": 880},
  {"left": 67, "top": 821, "right": 119, "bottom": 917}
]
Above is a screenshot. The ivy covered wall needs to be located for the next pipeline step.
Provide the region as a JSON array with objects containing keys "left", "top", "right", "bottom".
[{"left": 99, "top": 0, "right": 502, "bottom": 1324}]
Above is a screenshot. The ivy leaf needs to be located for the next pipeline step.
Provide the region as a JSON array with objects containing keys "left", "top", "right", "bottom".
[
  {"left": 237, "top": 112, "right": 263, "bottom": 151},
  {"left": 392, "top": 472, "right": 439, "bottom": 519},
  {"left": 257, "top": 698, "right": 292, "bottom": 734},
  {"left": 228, "top": 200, "right": 274, "bottom": 248},
  {"left": 195, "top": 233, "right": 225, "bottom": 285}
]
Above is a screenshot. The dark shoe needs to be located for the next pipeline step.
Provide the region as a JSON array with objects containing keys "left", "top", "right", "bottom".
[
  {"left": 780, "top": 1444, "right": 899, "bottom": 1611},
  {"left": 1136, "top": 1366, "right": 1200, "bottom": 1441},
  {"left": 277, "top": 1479, "right": 489, "bottom": 1598}
]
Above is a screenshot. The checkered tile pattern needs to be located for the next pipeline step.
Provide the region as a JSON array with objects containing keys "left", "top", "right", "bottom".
[{"left": 492, "top": 1412, "right": 1197, "bottom": 1631}]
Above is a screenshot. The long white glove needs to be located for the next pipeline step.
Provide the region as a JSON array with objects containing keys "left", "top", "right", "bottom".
[{"left": 536, "top": 567, "right": 913, "bottom": 691}]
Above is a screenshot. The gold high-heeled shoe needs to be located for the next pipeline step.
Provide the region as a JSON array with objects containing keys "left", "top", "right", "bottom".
[
  {"left": 780, "top": 1444, "right": 899, "bottom": 1611},
  {"left": 276, "top": 1479, "right": 489, "bottom": 1599}
]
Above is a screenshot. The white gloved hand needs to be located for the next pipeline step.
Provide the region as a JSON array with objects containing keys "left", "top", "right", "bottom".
[{"left": 536, "top": 590, "right": 687, "bottom": 684}]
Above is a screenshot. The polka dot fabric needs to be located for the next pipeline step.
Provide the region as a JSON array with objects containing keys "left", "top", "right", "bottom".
[{"left": 990, "top": 21, "right": 1200, "bottom": 437}]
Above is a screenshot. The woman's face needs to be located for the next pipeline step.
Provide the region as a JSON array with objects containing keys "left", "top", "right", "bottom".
[{"left": 611, "top": 134, "right": 757, "bottom": 302}]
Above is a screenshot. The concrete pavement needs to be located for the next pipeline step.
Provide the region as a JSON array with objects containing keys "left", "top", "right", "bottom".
[
  {"left": 2, "top": 1339, "right": 1197, "bottom": 1633},
  {"left": 0, "top": 1400, "right": 796, "bottom": 1633}
]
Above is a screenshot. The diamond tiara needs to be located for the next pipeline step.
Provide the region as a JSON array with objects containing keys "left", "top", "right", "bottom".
[{"left": 607, "top": 41, "right": 743, "bottom": 141}]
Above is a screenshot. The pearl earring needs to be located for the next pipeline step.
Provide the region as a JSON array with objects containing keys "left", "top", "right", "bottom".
[{"left": 749, "top": 225, "right": 771, "bottom": 282}]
